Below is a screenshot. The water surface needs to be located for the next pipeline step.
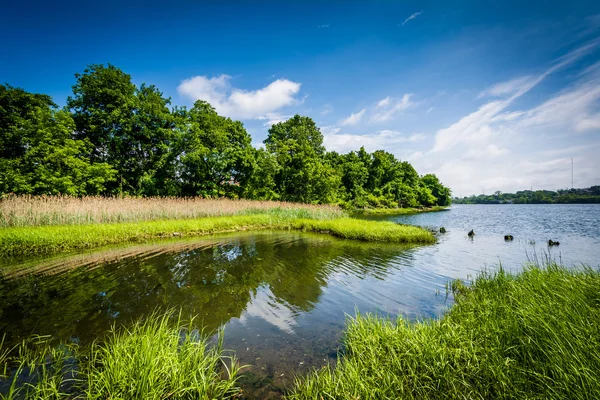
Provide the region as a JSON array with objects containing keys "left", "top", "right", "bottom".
[{"left": 1, "top": 204, "right": 599, "bottom": 398}]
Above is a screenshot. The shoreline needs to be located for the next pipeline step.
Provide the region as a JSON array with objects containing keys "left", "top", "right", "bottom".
[
  {"left": 352, "top": 205, "right": 449, "bottom": 216},
  {"left": 0, "top": 213, "right": 436, "bottom": 259}
]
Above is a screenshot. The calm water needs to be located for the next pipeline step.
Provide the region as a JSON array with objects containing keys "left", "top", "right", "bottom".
[{"left": 1, "top": 204, "right": 599, "bottom": 398}]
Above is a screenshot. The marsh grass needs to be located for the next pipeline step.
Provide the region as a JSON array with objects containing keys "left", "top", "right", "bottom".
[
  {"left": 290, "top": 263, "right": 600, "bottom": 399},
  {"left": 0, "top": 195, "right": 343, "bottom": 228},
  {"left": 0, "top": 311, "right": 241, "bottom": 400},
  {"left": 354, "top": 205, "right": 449, "bottom": 216},
  {"left": 0, "top": 214, "right": 435, "bottom": 258}
]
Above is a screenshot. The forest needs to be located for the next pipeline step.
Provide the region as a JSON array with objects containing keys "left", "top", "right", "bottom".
[
  {"left": 453, "top": 187, "right": 600, "bottom": 204},
  {"left": 0, "top": 64, "right": 450, "bottom": 209}
]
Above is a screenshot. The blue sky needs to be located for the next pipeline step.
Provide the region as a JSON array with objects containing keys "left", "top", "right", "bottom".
[{"left": 2, "top": 0, "right": 600, "bottom": 196}]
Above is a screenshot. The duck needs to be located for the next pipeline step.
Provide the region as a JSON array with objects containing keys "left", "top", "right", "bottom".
[
  {"left": 504, "top": 235, "right": 514, "bottom": 241},
  {"left": 440, "top": 227, "right": 447, "bottom": 233},
  {"left": 548, "top": 239, "right": 560, "bottom": 246},
  {"left": 467, "top": 229, "right": 475, "bottom": 238}
]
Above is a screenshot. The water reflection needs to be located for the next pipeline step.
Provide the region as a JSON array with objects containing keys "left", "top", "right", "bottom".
[{"left": 4, "top": 205, "right": 598, "bottom": 398}]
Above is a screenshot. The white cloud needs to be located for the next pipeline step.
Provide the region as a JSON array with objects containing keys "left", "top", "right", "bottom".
[
  {"left": 427, "top": 107, "right": 435, "bottom": 114},
  {"left": 341, "top": 108, "right": 366, "bottom": 126},
  {"left": 318, "top": 24, "right": 330, "bottom": 28},
  {"left": 377, "top": 96, "right": 390, "bottom": 107},
  {"left": 323, "top": 129, "right": 426, "bottom": 154},
  {"left": 257, "top": 112, "right": 290, "bottom": 127},
  {"left": 478, "top": 76, "right": 533, "bottom": 98},
  {"left": 371, "top": 94, "right": 415, "bottom": 122},
  {"left": 401, "top": 11, "right": 423, "bottom": 26},
  {"left": 421, "top": 41, "right": 600, "bottom": 196},
  {"left": 177, "top": 75, "right": 301, "bottom": 120},
  {"left": 432, "top": 41, "right": 599, "bottom": 154}
]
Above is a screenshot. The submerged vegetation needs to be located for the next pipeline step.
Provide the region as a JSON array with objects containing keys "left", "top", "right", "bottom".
[
  {"left": 0, "top": 311, "right": 241, "bottom": 399},
  {"left": 290, "top": 264, "right": 600, "bottom": 399},
  {"left": 0, "top": 208, "right": 435, "bottom": 258},
  {"left": 1, "top": 65, "right": 450, "bottom": 209}
]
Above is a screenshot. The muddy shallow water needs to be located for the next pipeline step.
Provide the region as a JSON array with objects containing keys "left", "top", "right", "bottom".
[{"left": 1, "top": 204, "right": 599, "bottom": 398}]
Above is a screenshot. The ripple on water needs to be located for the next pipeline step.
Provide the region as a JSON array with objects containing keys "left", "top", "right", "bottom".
[{"left": 1, "top": 205, "right": 599, "bottom": 398}]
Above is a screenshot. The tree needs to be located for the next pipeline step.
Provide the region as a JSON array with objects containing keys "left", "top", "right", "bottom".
[
  {"left": 421, "top": 174, "right": 452, "bottom": 206},
  {"left": 264, "top": 115, "right": 339, "bottom": 203},
  {"left": 68, "top": 64, "right": 177, "bottom": 195},
  {"left": 176, "top": 101, "right": 254, "bottom": 197},
  {"left": 0, "top": 85, "right": 115, "bottom": 195}
]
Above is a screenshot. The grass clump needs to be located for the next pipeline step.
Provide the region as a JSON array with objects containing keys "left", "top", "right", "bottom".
[
  {"left": 290, "top": 264, "right": 600, "bottom": 399},
  {"left": 0, "top": 214, "right": 434, "bottom": 258},
  {"left": 1, "top": 311, "right": 241, "bottom": 399}
]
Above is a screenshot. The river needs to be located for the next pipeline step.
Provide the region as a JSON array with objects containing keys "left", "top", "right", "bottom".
[{"left": 1, "top": 204, "right": 599, "bottom": 398}]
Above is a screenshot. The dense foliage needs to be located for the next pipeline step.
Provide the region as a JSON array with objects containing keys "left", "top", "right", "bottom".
[
  {"left": 454, "top": 187, "right": 600, "bottom": 204},
  {"left": 0, "top": 64, "right": 450, "bottom": 208}
]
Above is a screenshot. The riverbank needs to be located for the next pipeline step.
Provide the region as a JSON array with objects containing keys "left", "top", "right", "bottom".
[
  {"left": 290, "top": 264, "right": 600, "bottom": 399},
  {"left": 353, "top": 205, "right": 449, "bottom": 216},
  {"left": 0, "top": 209, "right": 435, "bottom": 258}
]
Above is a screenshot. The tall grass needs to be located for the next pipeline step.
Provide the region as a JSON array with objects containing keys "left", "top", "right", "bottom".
[
  {"left": 0, "top": 195, "right": 343, "bottom": 228},
  {"left": 290, "top": 264, "right": 600, "bottom": 399},
  {"left": 0, "top": 214, "right": 435, "bottom": 258},
  {"left": 0, "top": 311, "right": 241, "bottom": 399}
]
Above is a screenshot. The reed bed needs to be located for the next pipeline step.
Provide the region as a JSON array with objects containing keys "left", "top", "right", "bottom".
[
  {"left": 0, "top": 195, "right": 343, "bottom": 228},
  {"left": 290, "top": 264, "right": 600, "bottom": 399},
  {"left": 0, "top": 311, "right": 241, "bottom": 399}
]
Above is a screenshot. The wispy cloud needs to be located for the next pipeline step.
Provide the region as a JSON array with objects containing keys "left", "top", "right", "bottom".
[
  {"left": 420, "top": 41, "right": 600, "bottom": 195},
  {"left": 432, "top": 40, "right": 599, "bottom": 153},
  {"left": 371, "top": 94, "right": 415, "bottom": 122},
  {"left": 323, "top": 129, "right": 426, "bottom": 154},
  {"left": 318, "top": 24, "right": 330, "bottom": 28},
  {"left": 477, "top": 76, "right": 533, "bottom": 98},
  {"left": 341, "top": 108, "right": 366, "bottom": 125},
  {"left": 401, "top": 11, "right": 423, "bottom": 27},
  {"left": 177, "top": 75, "right": 301, "bottom": 120}
]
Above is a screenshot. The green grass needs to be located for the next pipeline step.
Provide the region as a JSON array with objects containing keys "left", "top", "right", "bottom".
[
  {"left": 354, "top": 205, "right": 449, "bottom": 216},
  {"left": 290, "top": 264, "right": 600, "bottom": 399},
  {"left": 0, "top": 311, "right": 241, "bottom": 400},
  {"left": 0, "top": 208, "right": 435, "bottom": 258}
]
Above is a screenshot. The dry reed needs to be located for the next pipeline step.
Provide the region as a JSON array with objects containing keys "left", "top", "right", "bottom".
[{"left": 0, "top": 195, "right": 343, "bottom": 228}]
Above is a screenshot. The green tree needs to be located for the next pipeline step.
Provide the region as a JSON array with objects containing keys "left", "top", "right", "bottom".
[
  {"left": 264, "top": 115, "right": 340, "bottom": 203},
  {"left": 0, "top": 84, "right": 115, "bottom": 195},
  {"left": 67, "top": 64, "right": 176, "bottom": 195},
  {"left": 176, "top": 101, "right": 254, "bottom": 197},
  {"left": 421, "top": 174, "right": 451, "bottom": 206}
]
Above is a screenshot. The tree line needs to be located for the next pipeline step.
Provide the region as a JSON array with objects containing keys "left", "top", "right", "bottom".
[
  {"left": 0, "top": 64, "right": 451, "bottom": 208},
  {"left": 453, "top": 187, "right": 600, "bottom": 204}
]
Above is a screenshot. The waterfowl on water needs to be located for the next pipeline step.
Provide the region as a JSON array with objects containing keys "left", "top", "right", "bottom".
[
  {"left": 504, "top": 235, "right": 514, "bottom": 241},
  {"left": 468, "top": 229, "right": 475, "bottom": 237},
  {"left": 548, "top": 239, "right": 560, "bottom": 246},
  {"left": 440, "top": 227, "right": 447, "bottom": 233}
]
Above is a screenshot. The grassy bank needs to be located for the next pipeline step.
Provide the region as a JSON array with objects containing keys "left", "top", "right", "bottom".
[
  {"left": 0, "top": 195, "right": 343, "bottom": 228},
  {"left": 0, "top": 312, "right": 241, "bottom": 399},
  {"left": 290, "top": 264, "right": 600, "bottom": 399},
  {"left": 354, "top": 205, "right": 449, "bottom": 216},
  {"left": 0, "top": 209, "right": 435, "bottom": 258}
]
